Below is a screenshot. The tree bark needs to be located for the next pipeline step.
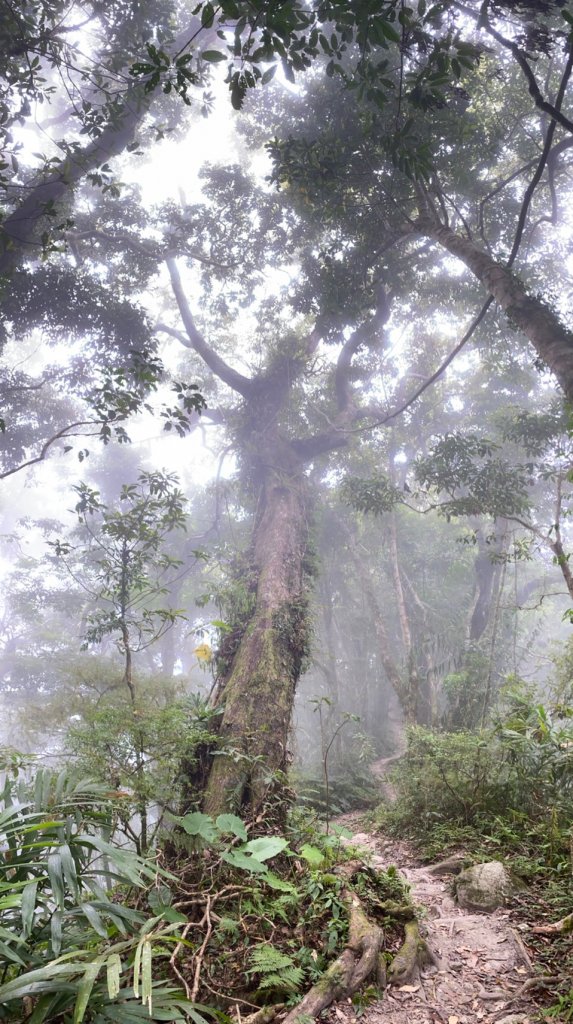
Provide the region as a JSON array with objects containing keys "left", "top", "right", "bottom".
[
  {"left": 202, "top": 452, "right": 312, "bottom": 818},
  {"left": 0, "top": 99, "right": 143, "bottom": 280},
  {"left": 416, "top": 217, "right": 573, "bottom": 402},
  {"left": 468, "top": 526, "right": 505, "bottom": 642}
]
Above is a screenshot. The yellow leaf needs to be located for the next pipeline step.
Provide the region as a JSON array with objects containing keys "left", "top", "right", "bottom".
[
  {"left": 398, "top": 984, "right": 419, "bottom": 992},
  {"left": 194, "top": 643, "right": 212, "bottom": 663},
  {"left": 449, "top": 1017, "right": 459, "bottom": 1024}
]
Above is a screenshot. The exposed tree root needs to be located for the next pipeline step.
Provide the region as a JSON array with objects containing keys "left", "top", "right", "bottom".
[
  {"left": 241, "top": 1004, "right": 285, "bottom": 1024},
  {"left": 281, "top": 890, "right": 385, "bottom": 1024},
  {"left": 478, "top": 974, "right": 565, "bottom": 1006},
  {"left": 531, "top": 912, "right": 573, "bottom": 935},
  {"left": 387, "top": 919, "right": 437, "bottom": 985},
  {"left": 426, "top": 854, "right": 466, "bottom": 877}
]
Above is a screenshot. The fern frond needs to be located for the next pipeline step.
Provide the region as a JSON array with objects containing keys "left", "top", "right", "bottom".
[
  {"left": 247, "top": 945, "right": 294, "bottom": 974},
  {"left": 257, "top": 966, "right": 304, "bottom": 993}
]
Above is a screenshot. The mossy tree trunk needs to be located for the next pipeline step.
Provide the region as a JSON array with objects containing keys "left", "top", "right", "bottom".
[
  {"left": 203, "top": 446, "right": 313, "bottom": 817},
  {"left": 166, "top": 258, "right": 392, "bottom": 818}
]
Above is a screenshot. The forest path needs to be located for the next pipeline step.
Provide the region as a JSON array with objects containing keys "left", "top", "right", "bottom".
[{"left": 325, "top": 809, "right": 538, "bottom": 1024}]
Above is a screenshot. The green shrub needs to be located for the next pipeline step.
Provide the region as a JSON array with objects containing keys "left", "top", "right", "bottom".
[
  {"left": 380, "top": 688, "right": 572, "bottom": 870},
  {"left": 0, "top": 753, "right": 220, "bottom": 1023}
]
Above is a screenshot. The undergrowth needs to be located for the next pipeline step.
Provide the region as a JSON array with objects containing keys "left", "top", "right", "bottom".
[
  {"left": 375, "top": 686, "right": 573, "bottom": 1018},
  {"left": 165, "top": 809, "right": 409, "bottom": 1008}
]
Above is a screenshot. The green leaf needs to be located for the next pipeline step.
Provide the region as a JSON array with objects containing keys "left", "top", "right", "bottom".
[
  {"left": 221, "top": 850, "right": 267, "bottom": 873},
  {"left": 47, "top": 853, "right": 65, "bottom": 911},
  {"left": 141, "top": 939, "right": 152, "bottom": 1010},
  {"left": 215, "top": 814, "right": 248, "bottom": 840},
  {"left": 0, "top": 961, "right": 88, "bottom": 1002},
  {"left": 0, "top": 941, "right": 27, "bottom": 966},
  {"left": 178, "top": 812, "right": 217, "bottom": 842},
  {"left": 201, "top": 2, "right": 215, "bottom": 26},
  {"left": 299, "top": 844, "right": 325, "bottom": 867},
  {"left": 263, "top": 871, "right": 297, "bottom": 893},
  {"left": 107, "top": 953, "right": 122, "bottom": 999},
  {"left": 73, "top": 962, "right": 101, "bottom": 1024},
  {"left": 244, "top": 836, "right": 288, "bottom": 861},
  {"left": 21, "top": 880, "right": 38, "bottom": 938},
  {"left": 59, "top": 843, "right": 80, "bottom": 900},
  {"left": 80, "top": 902, "right": 109, "bottom": 937},
  {"left": 380, "top": 19, "right": 401, "bottom": 42},
  {"left": 202, "top": 50, "right": 227, "bottom": 63},
  {"left": 160, "top": 906, "right": 188, "bottom": 924},
  {"left": 51, "top": 910, "right": 63, "bottom": 956}
]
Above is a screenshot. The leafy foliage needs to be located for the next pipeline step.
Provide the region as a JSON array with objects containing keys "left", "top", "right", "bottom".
[
  {"left": 0, "top": 757, "right": 216, "bottom": 1023},
  {"left": 415, "top": 433, "right": 531, "bottom": 519},
  {"left": 342, "top": 474, "right": 403, "bottom": 515},
  {"left": 379, "top": 686, "right": 573, "bottom": 871},
  {"left": 66, "top": 691, "right": 222, "bottom": 848},
  {"left": 56, "top": 471, "right": 191, "bottom": 653},
  {"left": 247, "top": 945, "right": 304, "bottom": 995}
]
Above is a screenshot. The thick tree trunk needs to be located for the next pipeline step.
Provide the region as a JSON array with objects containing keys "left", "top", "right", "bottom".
[
  {"left": 0, "top": 100, "right": 142, "bottom": 280},
  {"left": 202, "top": 456, "right": 312, "bottom": 818},
  {"left": 416, "top": 217, "right": 573, "bottom": 402}
]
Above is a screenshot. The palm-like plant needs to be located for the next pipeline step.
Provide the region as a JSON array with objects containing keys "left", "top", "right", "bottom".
[{"left": 0, "top": 756, "right": 221, "bottom": 1024}]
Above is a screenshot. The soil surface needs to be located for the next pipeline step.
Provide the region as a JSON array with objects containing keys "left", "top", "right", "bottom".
[{"left": 323, "top": 810, "right": 540, "bottom": 1024}]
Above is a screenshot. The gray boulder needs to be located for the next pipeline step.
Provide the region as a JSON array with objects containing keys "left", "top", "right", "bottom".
[{"left": 455, "top": 861, "right": 513, "bottom": 912}]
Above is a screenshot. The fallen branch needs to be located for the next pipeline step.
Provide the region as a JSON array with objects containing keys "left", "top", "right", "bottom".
[
  {"left": 531, "top": 912, "right": 573, "bottom": 936},
  {"left": 509, "top": 927, "right": 534, "bottom": 971},
  {"left": 241, "top": 1004, "right": 285, "bottom": 1024}
]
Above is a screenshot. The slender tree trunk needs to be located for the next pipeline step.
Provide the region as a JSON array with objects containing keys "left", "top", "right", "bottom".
[
  {"left": 386, "top": 511, "right": 424, "bottom": 717},
  {"left": 468, "top": 526, "right": 505, "bottom": 642},
  {"left": 202, "top": 456, "right": 312, "bottom": 818},
  {"left": 315, "top": 578, "right": 345, "bottom": 763},
  {"left": 416, "top": 217, "right": 573, "bottom": 401},
  {"left": 119, "top": 549, "right": 147, "bottom": 852},
  {"left": 347, "top": 533, "right": 413, "bottom": 724},
  {"left": 388, "top": 513, "right": 412, "bottom": 655}
]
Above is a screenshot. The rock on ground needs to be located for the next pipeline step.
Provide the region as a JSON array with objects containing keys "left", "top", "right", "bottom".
[{"left": 455, "top": 862, "right": 514, "bottom": 913}]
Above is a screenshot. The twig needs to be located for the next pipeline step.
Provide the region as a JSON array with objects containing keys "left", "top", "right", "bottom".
[
  {"left": 191, "top": 894, "right": 214, "bottom": 1001},
  {"left": 169, "top": 922, "right": 193, "bottom": 999},
  {"left": 201, "top": 978, "right": 260, "bottom": 1009}
]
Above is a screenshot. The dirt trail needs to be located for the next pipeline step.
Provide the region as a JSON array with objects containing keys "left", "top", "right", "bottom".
[{"left": 324, "top": 806, "right": 539, "bottom": 1024}]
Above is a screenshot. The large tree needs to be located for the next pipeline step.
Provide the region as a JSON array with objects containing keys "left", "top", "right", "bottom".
[{"left": 3, "top": 0, "right": 573, "bottom": 822}]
